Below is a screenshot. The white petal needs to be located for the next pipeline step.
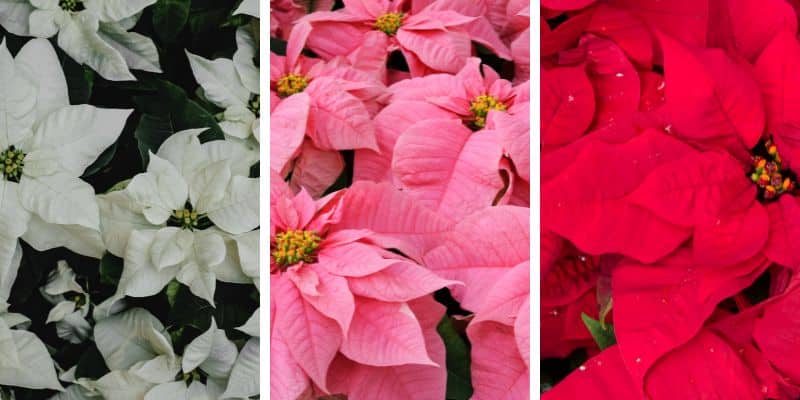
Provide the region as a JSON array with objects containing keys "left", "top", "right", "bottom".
[
  {"left": 57, "top": 15, "right": 135, "bottom": 81},
  {"left": 182, "top": 319, "right": 216, "bottom": 373},
  {"left": 233, "top": 28, "right": 258, "bottom": 93},
  {"left": 127, "top": 153, "right": 188, "bottom": 225},
  {"left": 46, "top": 300, "right": 76, "bottom": 323},
  {"left": 93, "top": 370, "right": 153, "bottom": 400},
  {"left": 203, "top": 139, "right": 258, "bottom": 178},
  {"left": 128, "top": 354, "right": 180, "bottom": 384},
  {"left": 233, "top": 0, "right": 258, "bottom": 17},
  {"left": 43, "top": 260, "right": 83, "bottom": 296},
  {"left": 221, "top": 338, "right": 259, "bottom": 398},
  {"left": 206, "top": 176, "right": 258, "bottom": 235},
  {"left": 97, "top": 190, "right": 155, "bottom": 257},
  {"left": 22, "top": 214, "right": 105, "bottom": 258},
  {"left": 212, "top": 235, "right": 250, "bottom": 285},
  {"left": 186, "top": 51, "right": 249, "bottom": 109},
  {"left": 0, "top": 38, "right": 37, "bottom": 149},
  {"left": 18, "top": 174, "right": 100, "bottom": 229},
  {"left": 0, "top": 329, "right": 63, "bottom": 390},
  {"left": 176, "top": 260, "right": 216, "bottom": 306},
  {"left": 83, "top": 0, "right": 155, "bottom": 23},
  {"left": 26, "top": 105, "right": 132, "bottom": 176},
  {"left": 190, "top": 160, "right": 231, "bottom": 214},
  {"left": 187, "top": 381, "right": 211, "bottom": 399},
  {"left": 94, "top": 307, "right": 173, "bottom": 371},
  {"left": 200, "top": 327, "right": 238, "bottom": 379},
  {"left": 149, "top": 227, "right": 193, "bottom": 270},
  {"left": 28, "top": 9, "right": 60, "bottom": 37},
  {"left": 119, "top": 229, "right": 179, "bottom": 298},
  {"left": 144, "top": 381, "right": 186, "bottom": 400},
  {"left": 14, "top": 38, "right": 69, "bottom": 119},
  {"left": 0, "top": 242, "right": 20, "bottom": 301},
  {"left": 97, "top": 22, "right": 161, "bottom": 73},
  {"left": 55, "top": 311, "right": 92, "bottom": 343},
  {"left": 0, "top": 0, "right": 35, "bottom": 36}
]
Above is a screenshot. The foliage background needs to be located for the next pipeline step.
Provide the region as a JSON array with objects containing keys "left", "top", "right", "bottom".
[{"left": 0, "top": 1, "right": 258, "bottom": 398}]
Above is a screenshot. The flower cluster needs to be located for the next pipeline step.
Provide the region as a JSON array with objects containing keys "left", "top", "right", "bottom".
[
  {"left": 269, "top": 0, "right": 530, "bottom": 398},
  {"left": 0, "top": 0, "right": 260, "bottom": 398},
  {"left": 542, "top": 0, "right": 800, "bottom": 399}
]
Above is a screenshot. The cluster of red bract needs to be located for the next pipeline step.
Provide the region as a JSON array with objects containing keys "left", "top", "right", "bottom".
[{"left": 542, "top": 0, "right": 800, "bottom": 398}]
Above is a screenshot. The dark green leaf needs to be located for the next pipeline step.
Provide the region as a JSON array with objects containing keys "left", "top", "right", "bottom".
[
  {"left": 153, "top": 0, "right": 192, "bottom": 42},
  {"left": 270, "top": 37, "right": 287, "bottom": 56},
  {"left": 98, "top": 253, "right": 123, "bottom": 287},
  {"left": 437, "top": 316, "right": 473, "bottom": 400},
  {"left": 60, "top": 55, "right": 94, "bottom": 104},
  {"left": 167, "top": 283, "right": 213, "bottom": 331},
  {"left": 74, "top": 344, "right": 109, "bottom": 380},
  {"left": 581, "top": 313, "right": 617, "bottom": 350},
  {"left": 82, "top": 141, "right": 118, "bottom": 178}
]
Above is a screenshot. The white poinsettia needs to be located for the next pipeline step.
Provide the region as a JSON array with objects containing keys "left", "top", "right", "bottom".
[
  {"left": 187, "top": 27, "right": 260, "bottom": 145},
  {"left": 0, "top": 302, "right": 62, "bottom": 391},
  {"left": 97, "top": 130, "right": 259, "bottom": 305},
  {"left": 234, "top": 0, "right": 258, "bottom": 17},
  {"left": 0, "top": 0, "right": 161, "bottom": 81},
  {"left": 0, "top": 38, "right": 131, "bottom": 285},
  {"left": 40, "top": 261, "right": 91, "bottom": 344}
]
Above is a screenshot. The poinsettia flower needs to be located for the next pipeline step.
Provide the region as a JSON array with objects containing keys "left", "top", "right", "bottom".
[
  {"left": 0, "top": 38, "right": 131, "bottom": 284},
  {"left": 301, "top": 0, "right": 510, "bottom": 77},
  {"left": 355, "top": 58, "right": 529, "bottom": 214},
  {"left": 97, "top": 130, "right": 259, "bottom": 305},
  {"left": 41, "top": 260, "right": 92, "bottom": 344},
  {"left": 270, "top": 178, "right": 456, "bottom": 399},
  {"left": 0, "top": 0, "right": 161, "bottom": 81},
  {"left": 187, "top": 27, "right": 260, "bottom": 147},
  {"left": 271, "top": 22, "right": 385, "bottom": 197},
  {"left": 236, "top": 0, "right": 260, "bottom": 17}
]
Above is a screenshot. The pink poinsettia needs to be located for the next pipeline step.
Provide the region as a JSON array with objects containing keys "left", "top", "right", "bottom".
[
  {"left": 271, "top": 22, "right": 387, "bottom": 197},
  {"left": 301, "top": 0, "right": 511, "bottom": 78},
  {"left": 424, "top": 205, "right": 529, "bottom": 399},
  {"left": 355, "top": 58, "right": 529, "bottom": 217},
  {"left": 270, "top": 177, "right": 457, "bottom": 399}
]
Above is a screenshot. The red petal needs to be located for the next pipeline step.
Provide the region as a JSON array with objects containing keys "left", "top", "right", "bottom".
[
  {"left": 542, "top": 346, "right": 639, "bottom": 400},
  {"left": 708, "top": 0, "right": 797, "bottom": 63},
  {"left": 692, "top": 203, "right": 768, "bottom": 268},
  {"left": 586, "top": 5, "right": 654, "bottom": 68},
  {"left": 541, "top": 64, "right": 595, "bottom": 146},
  {"left": 764, "top": 196, "right": 800, "bottom": 270}
]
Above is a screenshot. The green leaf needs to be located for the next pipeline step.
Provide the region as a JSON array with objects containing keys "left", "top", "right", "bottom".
[
  {"left": 82, "top": 141, "right": 118, "bottom": 178},
  {"left": 133, "top": 79, "right": 224, "bottom": 166},
  {"left": 166, "top": 279, "right": 181, "bottom": 308},
  {"left": 270, "top": 37, "right": 287, "bottom": 56},
  {"left": 437, "top": 316, "right": 473, "bottom": 400},
  {"left": 167, "top": 283, "right": 213, "bottom": 331},
  {"left": 581, "top": 312, "right": 617, "bottom": 350},
  {"left": 99, "top": 252, "right": 123, "bottom": 287},
  {"left": 60, "top": 54, "right": 94, "bottom": 104},
  {"left": 153, "top": 0, "right": 192, "bottom": 42}
]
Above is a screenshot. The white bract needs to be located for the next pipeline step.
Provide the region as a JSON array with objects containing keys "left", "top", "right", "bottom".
[
  {"left": 233, "top": 0, "right": 258, "bottom": 17},
  {"left": 0, "top": 0, "right": 161, "bottom": 81},
  {"left": 0, "top": 38, "right": 131, "bottom": 290},
  {"left": 187, "top": 27, "right": 260, "bottom": 146},
  {"left": 97, "top": 130, "right": 259, "bottom": 305},
  {"left": 41, "top": 261, "right": 91, "bottom": 344}
]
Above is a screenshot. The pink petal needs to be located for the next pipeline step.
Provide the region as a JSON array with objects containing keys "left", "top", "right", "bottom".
[
  {"left": 514, "top": 298, "right": 530, "bottom": 368},
  {"left": 468, "top": 322, "right": 529, "bottom": 400},
  {"left": 424, "top": 206, "right": 529, "bottom": 311},
  {"left": 300, "top": 267, "right": 355, "bottom": 336},
  {"left": 304, "top": 19, "right": 371, "bottom": 59},
  {"left": 289, "top": 140, "right": 345, "bottom": 198},
  {"left": 342, "top": 0, "right": 384, "bottom": 18},
  {"left": 318, "top": 242, "right": 396, "bottom": 277},
  {"left": 340, "top": 299, "right": 435, "bottom": 367},
  {"left": 392, "top": 119, "right": 505, "bottom": 219},
  {"left": 395, "top": 29, "right": 471, "bottom": 74},
  {"left": 271, "top": 327, "right": 311, "bottom": 400},
  {"left": 307, "top": 78, "right": 379, "bottom": 151},
  {"left": 353, "top": 100, "right": 455, "bottom": 183},
  {"left": 270, "top": 92, "right": 311, "bottom": 174},
  {"left": 473, "top": 261, "right": 529, "bottom": 326},
  {"left": 347, "top": 261, "right": 459, "bottom": 302},
  {"left": 334, "top": 181, "right": 454, "bottom": 262},
  {"left": 272, "top": 276, "right": 341, "bottom": 391}
]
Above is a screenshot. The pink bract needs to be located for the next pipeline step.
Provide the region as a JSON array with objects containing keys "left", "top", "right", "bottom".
[{"left": 270, "top": 178, "right": 457, "bottom": 399}]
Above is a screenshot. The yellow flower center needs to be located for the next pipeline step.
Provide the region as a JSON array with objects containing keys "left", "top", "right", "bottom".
[
  {"left": 59, "top": 0, "right": 84, "bottom": 11},
  {"left": 375, "top": 12, "right": 404, "bottom": 35},
  {"left": 248, "top": 94, "right": 260, "bottom": 117},
  {"left": 469, "top": 94, "right": 507, "bottom": 129},
  {"left": 0, "top": 146, "right": 25, "bottom": 182},
  {"left": 168, "top": 205, "right": 212, "bottom": 231},
  {"left": 750, "top": 137, "right": 797, "bottom": 202},
  {"left": 272, "top": 229, "right": 322, "bottom": 270},
  {"left": 276, "top": 74, "right": 308, "bottom": 97}
]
